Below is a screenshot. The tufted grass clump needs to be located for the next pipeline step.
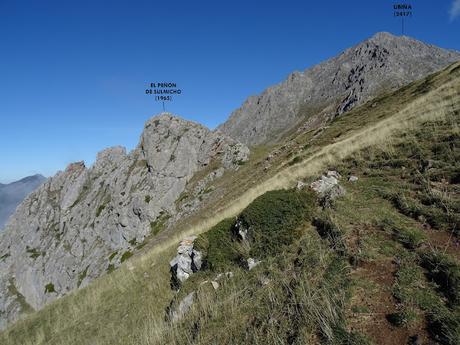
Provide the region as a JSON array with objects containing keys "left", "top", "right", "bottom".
[{"left": 421, "top": 251, "right": 460, "bottom": 307}]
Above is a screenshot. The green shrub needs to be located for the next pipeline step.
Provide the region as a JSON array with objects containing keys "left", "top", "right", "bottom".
[
  {"left": 120, "top": 251, "right": 133, "bottom": 263},
  {"left": 26, "top": 246, "right": 43, "bottom": 259},
  {"left": 386, "top": 311, "right": 416, "bottom": 327},
  {"left": 196, "top": 189, "right": 315, "bottom": 271},
  {"left": 108, "top": 251, "right": 117, "bottom": 261},
  {"left": 194, "top": 218, "right": 242, "bottom": 271},
  {"left": 237, "top": 189, "right": 315, "bottom": 258},
  {"left": 44, "top": 283, "right": 55, "bottom": 293},
  {"left": 106, "top": 264, "right": 115, "bottom": 273}
]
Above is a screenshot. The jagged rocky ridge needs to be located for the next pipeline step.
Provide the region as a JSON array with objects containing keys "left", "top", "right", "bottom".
[
  {"left": 0, "top": 113, "right": 249, "bottom": 329},
  {"left": 219, "top": 32, "right": 460, "bottom": 146},
  {"left": 1, "top": 31, "right": 459, "bottom": 333}
]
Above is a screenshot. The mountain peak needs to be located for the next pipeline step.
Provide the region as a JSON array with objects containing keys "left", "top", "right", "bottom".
[
  {"left": 219, "top": 32, "right": 460, "bottom": 146},
  {"left": 15, "top": 174, "right": 46, "bottom": 184},
  {"left": 145, "top": 112, "right": 207, "bottom": 131},
  {"left": 369, "top": 31, "right": 397, "bottom": 42}
]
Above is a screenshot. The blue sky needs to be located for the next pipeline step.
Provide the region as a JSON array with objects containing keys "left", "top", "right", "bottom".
[{"left": 1, "top": 0, "right": 459, "bottom": 183}]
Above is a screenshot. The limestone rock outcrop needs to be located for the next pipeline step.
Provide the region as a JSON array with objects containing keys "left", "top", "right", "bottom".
[
  {"left": 0, "top": 113, "right": 248, "bottom": 329},
  {"left": 219, "top": 32, "right": 460, "bottom": 146},
  {"left": 169, "top": 236, "right": 203, "bottom": 289}
]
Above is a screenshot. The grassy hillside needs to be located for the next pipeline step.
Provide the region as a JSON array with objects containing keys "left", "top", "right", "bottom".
[{"left": 0, "top": 61, "right": 459, "bottom": 345}]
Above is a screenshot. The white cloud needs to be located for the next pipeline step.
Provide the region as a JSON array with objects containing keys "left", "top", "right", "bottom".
[{"left": 450, "top": 0, "right": 460, "bottom": 21}]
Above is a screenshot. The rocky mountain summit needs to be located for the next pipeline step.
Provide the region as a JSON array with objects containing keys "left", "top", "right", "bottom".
[
  {"left": 219, "top": 32, "right": 460, "bottom": 146},
  {"left": 0, "top": 113, "right": 248, "bottom": 329},
  {"left": 0, "top": 174, "right": 46, "bottom": 230}
]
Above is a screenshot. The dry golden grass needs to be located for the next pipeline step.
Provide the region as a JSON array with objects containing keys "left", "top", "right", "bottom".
[
  {"left": 163, "top": 77, "right": 459, "bottom": 248},
  {"left": 0, "top": 64, "right": 459, "bottom": 345}
]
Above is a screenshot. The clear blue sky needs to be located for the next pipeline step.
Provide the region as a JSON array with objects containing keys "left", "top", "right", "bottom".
[{"left": 1, "top": 0, "right": 459, "bottom": 183}]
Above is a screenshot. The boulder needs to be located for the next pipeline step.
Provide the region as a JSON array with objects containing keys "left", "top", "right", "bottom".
[
  {"left": 310, "top": 175, "right": 339, "bottom": 194},
  {"left": 169, "top": 236, "right": 203, "bottom": 289},
  {"left": 310, "top": 171, "right": 346, "bottom": 208},
  {"left": 169, "top": 291, "right": 195, "bottom": 322},
  {"left": 326, "top": 170, "right": 341, "bottom": 179},
  {"left": 247, "top": 258, "right": 261, "bottom": 270},
  {"left": 348, "top": 175, "right": 359, "bottom": 182},
  {"left": 211, "top": 281, "right": 219, "bottom": 290}
]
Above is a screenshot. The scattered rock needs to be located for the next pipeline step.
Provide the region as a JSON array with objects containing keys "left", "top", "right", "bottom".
[
  {"left": 169, "top": 236, "right": 203, "bottom": 289},
  {"left": 348, "top": 175, "right": 359, "bottom": 182},
  {"left": 259, "top": 276, "right": 270, "bottom": 286},
  {"left": 169, "top": 291, "right": 195, "bottom": 322},
  {"left": 326, "top": 170, "right": 341, "bottom": 179},
  {"left": 321, "top": 185, "right": 346, "bottom": 208},
  {"left": 211, "top": 281, "right": 219, "bottom": 290},
  {"left": 296, "top": 181, "right": 306, "bottom": 190},
  {"left": 310, "top": 174, "right": 339, "bottom": 194},
  {"left": 247, "top": 258, "right": 261, "bottom": 270},
  {"left": 235, "top": 219, "right": 249, "bottom": 241},
  {"left": 310, "top": 171, "right": 346, "bottom": 208}
]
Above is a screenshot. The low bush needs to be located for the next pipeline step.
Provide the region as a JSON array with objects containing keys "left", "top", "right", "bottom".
[{"left": 237, "top": 189, "right": 316, "bottom": 258}]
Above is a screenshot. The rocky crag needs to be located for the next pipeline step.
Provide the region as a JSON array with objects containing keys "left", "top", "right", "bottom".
[
  {"left": 0, "top": 113, "right": 248, "bottom": 329},
  {"left": 219, "top": 32, "right": 460, "bottom": 146}
]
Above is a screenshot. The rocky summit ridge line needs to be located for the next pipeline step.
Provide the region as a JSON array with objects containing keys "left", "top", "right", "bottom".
[
  {"left": 0, "top": 31, "right": 459, "bottom": 332},
  {"left": 0, "top": 113, "right": 249, "bottom": 329},
  {"left": 218, "top": 32, "right": 460, "bottom": 146}
]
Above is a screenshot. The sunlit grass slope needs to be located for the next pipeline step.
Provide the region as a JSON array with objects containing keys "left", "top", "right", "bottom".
[{"left": 0, "top": 61, "right": 459, "bottom": 345}]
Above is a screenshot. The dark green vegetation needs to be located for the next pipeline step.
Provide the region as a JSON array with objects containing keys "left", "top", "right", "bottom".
[
  {"left": 120, "top": 250, "right": 133, "bottom": 263},
  {"left": 167, "top": 189, "right": 369, "bottom": 345},
  {"left": 26, "top": 246, "right": 43, "bottom": 259},
  {"left": 44, "top": 283, "right": 55, "bottom": 294},
  {"left": 194, "top": 189, "right": 316, "bottom": 271},
  {"left": 149, "top": 212, "right": 170, "bottom": 237},
  {"left": 77, "top": 266, "right": 90, "bottom": 288},
  {"left": 0, "top": 62, "right": 458, "bottom": 345},
  {"left": 165, "top": 112, "right": 460, "bottom": 344},
  {"left": 7, "top": 279, "right": 34, "bottom": 314},
  {"left": 334, "top": 114, "right": 460, "bottom": 345}
]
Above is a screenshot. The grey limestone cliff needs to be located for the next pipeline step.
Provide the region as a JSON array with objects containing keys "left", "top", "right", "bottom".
[
  {"left": 0, "top": 113, "right": 248, "bottom": 329},
  {"left": 218, "top": 32, "right": 460, "bottom": 146}
]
